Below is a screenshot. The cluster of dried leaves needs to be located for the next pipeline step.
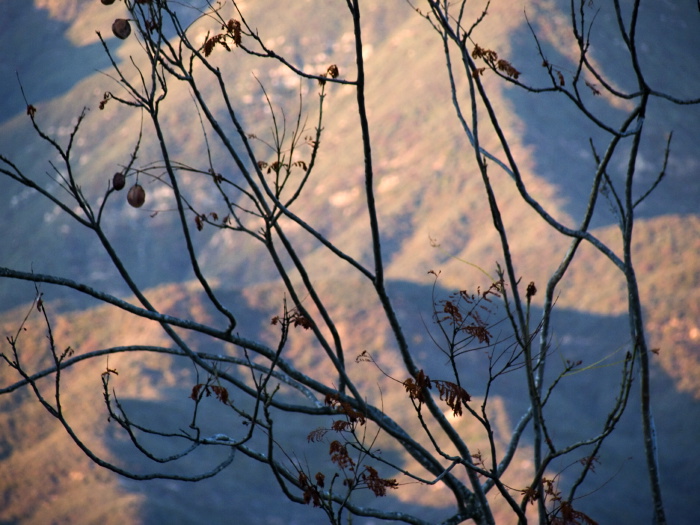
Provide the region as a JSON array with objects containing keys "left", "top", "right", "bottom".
[
  {"left": 521, "top": 476, "right": 599, "bottom": 525},
  {"left": 299, "top": 440, "right": 398, "bottom": 505},
  {"left": 203, "top": 18, "right": 242, "bottom": 57},
  {"left": 403, "top": 370, "right": 472, "bottom": 417},
  {"left": 471, "top": 43, "right": 520, "bottom": 79},
  {"left": 318, "top": 64, "right": 340, "bottom": 86},
  {"left": 190, "top": 382, "right": 230, "bottom": 404},
  {"left": 300, "top": 392, "right": 397, "bottom": 505},
  {"left": 271, "top": 309, "right": 313, "bottom": 330}
]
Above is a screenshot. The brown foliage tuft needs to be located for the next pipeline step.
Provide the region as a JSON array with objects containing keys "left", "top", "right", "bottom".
[
  {"left": 324, "top": 393, "right": 366, "bottom": 425},
  {"left": 403, "top": 369, "right": 431, "bottom": 403},
  {"left": 361, "top": 465, "right": 398, "bottom": 497},
  {"left": 472, "top": 43, "right": 520, "bottom": 79},
  {"left": 329, "top": 440, "right": 355, "bottom": 470},
  {"left": 203, "top": 19, "right": 242, "bottom": 57},
  {"left": 435, "top": 380, "right": 471, "bottom": 417},
  {"left": 190, "top": 383, "right": 230, "bottom": 405}
]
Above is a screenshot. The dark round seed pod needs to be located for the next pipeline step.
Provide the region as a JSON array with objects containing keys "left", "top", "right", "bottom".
[
  {"left": 112, "top": 172, "right": 126, "bottom": 191},
  {"left": 112, "top": 19, "right": 131, "bottom": 40},
  {"left": 127, "top": 184, "right": 146, "bottom": 208}
]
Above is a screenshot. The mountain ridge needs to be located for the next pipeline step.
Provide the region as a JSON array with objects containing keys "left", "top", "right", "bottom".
[{"left": 1, "top": 0, "right": 699, "bottom": 523}]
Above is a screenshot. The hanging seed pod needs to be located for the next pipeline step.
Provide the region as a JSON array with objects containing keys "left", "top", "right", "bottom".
[
  {"left": 101, "top": 0, "right": 116, "bottom": 5},
  {"left": 112, "top": 19, "right": 131, "bottom": 40},
  {"left": 127, "top": 184, "right": 146, "bottom": 208},
  {"left": 112, "top": 172, "right": 126, "bottom": 191}
]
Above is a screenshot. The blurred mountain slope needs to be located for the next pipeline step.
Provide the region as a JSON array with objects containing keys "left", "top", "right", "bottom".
[{"left": 1, "top": 0, "right": 699, "bottom": 523}]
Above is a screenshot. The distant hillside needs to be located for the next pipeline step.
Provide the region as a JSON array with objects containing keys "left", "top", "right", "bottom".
[
  {"left": 1, "top": 0, "right": 699, "bottom": 524},
  {"left": 2, "top": 274, "right": 699, "bottom": 524}
]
